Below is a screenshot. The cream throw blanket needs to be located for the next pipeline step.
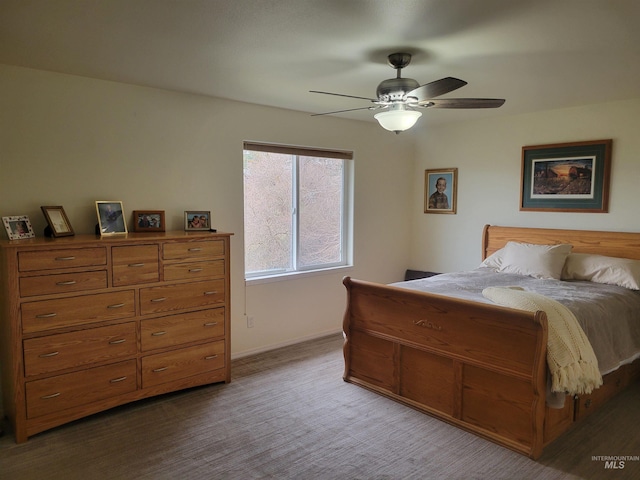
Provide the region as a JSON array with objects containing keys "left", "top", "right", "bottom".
[{"left": 482, "top": 286, "right": 603, "bottom": 395}]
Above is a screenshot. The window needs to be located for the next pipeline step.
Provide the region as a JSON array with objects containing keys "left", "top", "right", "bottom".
[{"left": 243, "top": 142, "right": 353, "bottom": 280}]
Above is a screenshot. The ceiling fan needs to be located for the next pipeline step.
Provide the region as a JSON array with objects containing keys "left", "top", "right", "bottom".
[{"left": 310, "top": 52, "right": 505, "bottom": 134}]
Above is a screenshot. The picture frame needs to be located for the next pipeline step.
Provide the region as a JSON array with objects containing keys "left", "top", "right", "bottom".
[
  {"left": 2, "top": 215, "right": 36, "bottom": 240},
  {"left": 520, "top": 139, "right": 612, "bottom": 212},
  {"left": 95, "top": 201, "right": 128, "bottom": 235},
  {"left": 185, "top": 211, "right": 211, "bottom": 230},
  {"left": 132, "top": 210, "right": 165, "bottom": 232},
  {"left": 41, "top": 205, "right": 74, "bottom": 237},
  {"left": 424, "top": 168, "right": 457, "bottom": 214}
]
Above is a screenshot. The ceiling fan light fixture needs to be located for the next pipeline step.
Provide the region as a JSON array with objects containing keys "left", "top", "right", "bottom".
[
  {"left": 310, "top": 52, "right": 504, "bottom": 127},
  {"left": 374, "top": 106, "right": 422, "bottom": 133}
]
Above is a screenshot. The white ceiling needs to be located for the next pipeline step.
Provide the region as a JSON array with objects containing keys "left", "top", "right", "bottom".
[{"left": 2, "top": 0, "right": 640, "bottom": 128}]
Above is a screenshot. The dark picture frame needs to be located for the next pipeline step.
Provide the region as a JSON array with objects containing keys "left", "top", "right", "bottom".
[
  {"left": 520, "top": 139, "right": 612, "bottom": 212},
  {"left": 424, "top": 168, "right": 457, "bottom": 214},
  {"left": 41, "top": 205, "right": 74, "bottom": 237},
  {"left": 2, "top": 215, "right": 36, "bottom": 240},
  {"left": 95, "top": 201, "right": 128, "bottom": 235},
  {"left": 132, "top": 210, "right": 165, "bottom": 232},
  {"left": 185, "top": 211, "right": 211, "bottom": 230}
]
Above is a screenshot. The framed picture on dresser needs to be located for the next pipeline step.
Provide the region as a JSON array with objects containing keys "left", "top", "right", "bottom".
[
  {"left": 96, "top": 201, "right": 128, "bottom": 235},
  {"left": 132, "top": 210, "right": 165, "bottom": 232},
  {"left": 41, "top": 205, "right": 74, "bottom": 237},
  {"left": 2, "top": 215, "right": 35, "bottom": 240},
  {"left": 185, "top": 211, "right": 211, "bottom": 230}
]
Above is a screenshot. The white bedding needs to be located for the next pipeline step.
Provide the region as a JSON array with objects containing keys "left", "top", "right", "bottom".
[{"left": 482, "top": 286, "right": 602, "bottom": 395}]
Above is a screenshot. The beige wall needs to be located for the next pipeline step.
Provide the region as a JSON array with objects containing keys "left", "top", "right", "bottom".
[
  {"left": 411, "top": 99, "right": 640, "bottom": 273},
  {"left": 0, "top": 64, "right": 415, "bottom": 358},
  {"left": 2, "top": 64, "right": 639, "bottom": 359}
]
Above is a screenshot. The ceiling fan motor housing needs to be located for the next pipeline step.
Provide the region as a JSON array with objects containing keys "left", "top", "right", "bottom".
[
  {"left": 376, "top": 77, "right": 420, "bottom": 102},
  {"left": 377, "top": 53, "right": 419, "bottom": 102}
]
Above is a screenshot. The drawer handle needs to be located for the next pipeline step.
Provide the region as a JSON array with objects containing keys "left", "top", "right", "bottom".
[
  {"left": 55, "top": 256, "right": 76, "bottom": 261},
  {"left": 109, "top": 339, "right": 126, "bottom": 345},
  {"left": 56, "top": 280, "right": 77, "bottom": 286},
  {"left": 204, "top": 322, "right": 218, "bottom": 327},
  {"left": 128, "top": 263, "right": 145, "bottom": 267},
  {"left": 151, "top": 297, "right": 167, "bottom": 303},
  {"left": 107, "top": 303, "right": 126, "bottom": 309},
  {"left": 188, "top": 247, "right": 203, "bottom": 252},
  {"left": 152, "top": 367, "right": 168, "bottom": 373},
  {"left": 205, "top": 355, "right": 218, "bottom": 360},
  {"left": 110, "top": 376, "right": 128, "bottom": 383},
  {"left": 151, "top": 331, "right": 167, "bottom": 336},
  {"left": 204, "top": 291, "right": 218, "bottom": 296},
  {"left": 189, "top": 268, "right": 204, "bottom": 273},
  {"left": 39, "top": 351, "right": 60, "bottom": 358},
  {"left": 35, "top": 312, "right": 57, "bottom": 318},
  {"left": 41, "top": 392, "right": 61, "bottom": 399}
]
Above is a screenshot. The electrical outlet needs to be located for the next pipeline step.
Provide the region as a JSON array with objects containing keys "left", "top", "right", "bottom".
[{"left": 247, "top": 315, "right": 255, "bottom": 328}]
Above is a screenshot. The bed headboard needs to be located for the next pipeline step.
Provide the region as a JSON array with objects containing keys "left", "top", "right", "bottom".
[{"left": 482, "top": 225, "right": 640, "bottom": 261}]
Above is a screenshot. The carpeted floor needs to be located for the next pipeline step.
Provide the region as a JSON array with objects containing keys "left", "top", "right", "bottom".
[{"left": 0, "top": 333, "right": 638, "bottom": 479}]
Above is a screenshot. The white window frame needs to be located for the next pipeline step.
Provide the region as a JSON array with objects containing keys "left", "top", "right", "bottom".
[{"left": 243, "top": 142, "right": 354, "bottom": 283}]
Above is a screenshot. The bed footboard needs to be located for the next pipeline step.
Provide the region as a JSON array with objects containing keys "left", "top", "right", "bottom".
[{"left": 342, "top": 276, "right": 549, "bottom": 459}]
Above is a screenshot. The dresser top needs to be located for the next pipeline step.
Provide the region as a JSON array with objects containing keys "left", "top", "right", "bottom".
[{"left": 0, "top": 230, "right": 233, "bottom": 249}]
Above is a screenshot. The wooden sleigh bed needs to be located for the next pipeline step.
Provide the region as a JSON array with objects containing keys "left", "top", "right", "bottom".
[{"left": 342, "top": 225, "right": 640, "bottom": 459}]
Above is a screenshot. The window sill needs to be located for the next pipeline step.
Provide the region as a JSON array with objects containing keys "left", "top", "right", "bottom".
[{"left": 245, "top": 265, "right": 354, "bottom": 286}]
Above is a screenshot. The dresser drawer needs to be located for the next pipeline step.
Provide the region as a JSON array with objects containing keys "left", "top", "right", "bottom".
[
  {"left": 22, "top": 290, "right": 136, "bottom": 334},
  {"left": 142, "top": 341, "right": 225, "bottom": 388},
  {"left": 139, "top": 279, "right": 225, "bottom": 315},
  {"left": 18, "top": 247, "right": 107, "bottom": 272},
  {"left": 141, "top": 308, "right": 225, "bottom": 351},
  {"left": 112, "top": 245, "right": 160, "bottom": 286},
  {"left": 163, "top": 259, "right": 225, "bottom": 281},
  {"left": 20, "top": 270, "right": 108, "bottom": 297},
  {"left": 163, "top": 240, "right": 224, "bottom": 261},
  {"left": 25, "top": 360, "right": 137, "bottom": 419},
  {"left": 23, "top": 322, "right": 137, "bottom": 377}
]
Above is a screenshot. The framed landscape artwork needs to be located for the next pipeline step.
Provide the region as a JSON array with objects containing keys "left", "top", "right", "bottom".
[{"left": 520, "top": 139, "right": 612, "bottom": 212}]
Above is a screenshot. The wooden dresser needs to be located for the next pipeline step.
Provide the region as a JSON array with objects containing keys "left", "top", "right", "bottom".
[{"left": 0, "top": 231, "right": 232, "bottom": 442}]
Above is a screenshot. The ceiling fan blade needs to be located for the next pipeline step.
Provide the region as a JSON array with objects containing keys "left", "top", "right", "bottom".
[
  {"left": 407, "top": 77, "right": 468, "bottom": 102},
  {"left": 422, "top": 98, "right": 506, "bottom": 109},
  {"left": 309, "top": 90, "right": 378, "bottom": 102},
  {"left": 311, "top": 106, "right": 380, "bottom": 117}
]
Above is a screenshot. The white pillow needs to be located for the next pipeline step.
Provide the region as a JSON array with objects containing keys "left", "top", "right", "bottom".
[
  {"left": 562, "top": 253, "right": 640, "bottom": 290},
  {"left": 497, "top": 241, "right": 573, "bottom": 279},
  {"left": 479, "top": 247, "right": 505, "bottom": 270}
]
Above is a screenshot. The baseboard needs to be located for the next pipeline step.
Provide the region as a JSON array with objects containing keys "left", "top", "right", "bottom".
[{"left": 231, "top": 329, "right": 343, "bottom": 360}]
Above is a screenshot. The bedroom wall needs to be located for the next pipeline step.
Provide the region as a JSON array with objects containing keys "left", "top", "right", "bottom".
[
  {"left": 411, "top": 99, "right": 640, "bottom": 273},
  {"left": 0, "top": 64, "right": 415, "bottom": 365},
  {"left": 4, "top": 62, "right": 637, "bottom": 406}
]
